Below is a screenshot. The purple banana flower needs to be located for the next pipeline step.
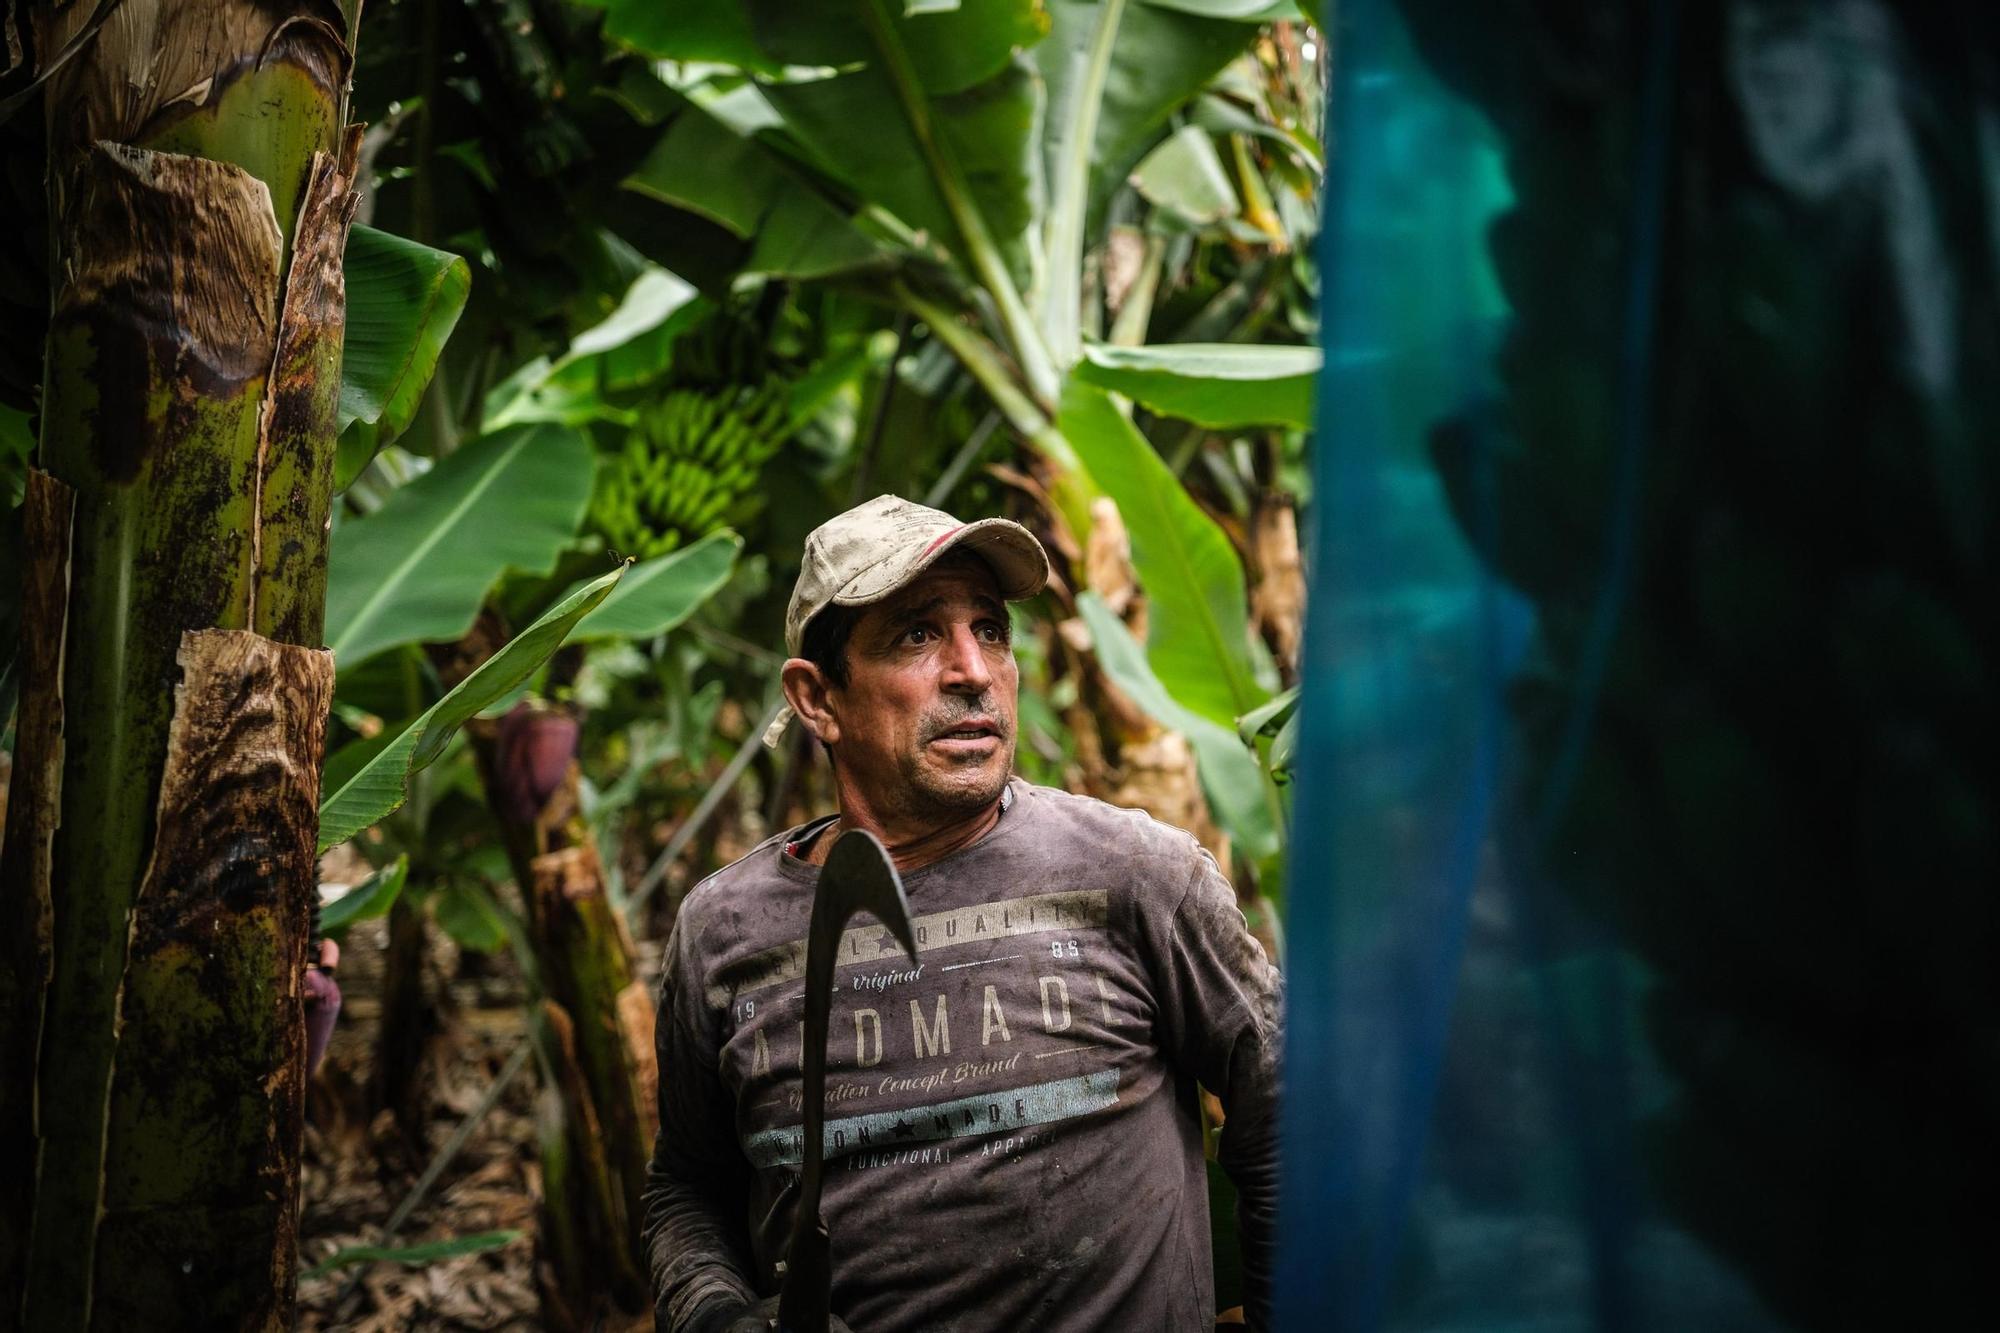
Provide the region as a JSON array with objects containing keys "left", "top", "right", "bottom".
[{"left": 494, "top": 702, "right": 580, "bottom": 825}]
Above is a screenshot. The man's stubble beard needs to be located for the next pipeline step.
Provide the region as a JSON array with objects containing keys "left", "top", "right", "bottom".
[
  {"left": 895, "top": 694, "right": 1015, "bottom": 819},
  {"left": 899, "top": 736, "right": 1015, "bottom": 818}
]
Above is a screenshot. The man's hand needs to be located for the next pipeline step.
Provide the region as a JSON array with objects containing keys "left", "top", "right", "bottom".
[
  {"left": 688, "top": 1294, "right": 855, "bottom": 1333},
  {"left": 303, "top": 937, "right": 341, "bottom": 1074}
]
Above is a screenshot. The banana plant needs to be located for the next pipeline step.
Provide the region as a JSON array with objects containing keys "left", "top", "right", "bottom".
[
  {"left": 602, "top": 0, "right": 1321, "bottom": 878},
  {"left": 319, "top": 301, "right": 746, "bottom": 1325},
  {"left": 324, "top": 538, "right": 735, "bottom": 1328},
  {"left": 0, "top": 2, "right": 467, "bottom": 1327}
]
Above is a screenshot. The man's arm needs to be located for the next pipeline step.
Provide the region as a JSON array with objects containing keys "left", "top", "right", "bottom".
[
  {"left": 643, "top": 920, "right": 762, "bottom": 1332},
  {"left": 1152, "top": 849, "right": 1283, "bottom": 1330}
]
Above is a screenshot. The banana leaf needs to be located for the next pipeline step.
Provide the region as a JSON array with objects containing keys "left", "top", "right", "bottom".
[
  {"left": 318, "top": 856, "right": 409, "bottom": 938},
  {"left": 572, "top": 530, "right": 742, "bottom": 642},
  {"left": 1038, "top": 0, "right": 1256, "bottom": 237},
  {"left": 761, "top": 53, "right": 1043, "bottom": 284},
  {"left": 576, "top": 0, "right": 782, "bottom": 72},
  {"left": 737, "top": 0, "right": 1048, "bottom": 96},
  {"left": 335, "top": 224, "right": 472, "bottom": 490},
  {"left": 1132, "top": 124, "right": 1242, "bottom": 225},
  {"left": 1236, "top": 685, "right": 1298, "bottom": 744},
  {"left": 484, "top": 271, "right": 705, "bottom": 430},
  {"left": 600, "top": 0, "right": 1048, "bottom": 283},
  {"left": 325, "top": 422, "right": 595, "bottom": 668},
  {"left": 318, "top": 567, "right": 622, "bottom": 850},
  {"left": 1059, "top": 378, "right": 1265, "bottom": 725},
  {"left": 1074, "top": 343, "right": 1320, "bottom": 429},
  {"left": 620, "top": 98, "right": 885, "bottom": 281}
]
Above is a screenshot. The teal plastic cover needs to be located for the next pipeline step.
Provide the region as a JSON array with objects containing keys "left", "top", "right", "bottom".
[{"left": 1276, "top": 2, "right": 1996, "bottom": 1329}]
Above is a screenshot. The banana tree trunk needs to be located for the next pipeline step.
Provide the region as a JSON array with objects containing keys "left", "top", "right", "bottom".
[
  {"left": 477, "top": 703, "right": 656, "bottom": 1330},
  {"left": 373, "top": 891, "right": 441, "bottom": 1142},
  {"left": 0, "top": 3, "right": 357, "bottom": 1327}
]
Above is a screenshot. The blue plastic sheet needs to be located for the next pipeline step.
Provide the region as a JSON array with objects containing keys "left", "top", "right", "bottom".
[
  {"left": 1275, "top": 0, "right": 1999, "bottom": 1327},
  {"left": 1275, "top": 2, "right": 1555, "bottom": 1323}
]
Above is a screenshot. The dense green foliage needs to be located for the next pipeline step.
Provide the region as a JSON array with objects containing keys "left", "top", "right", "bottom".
[
  {"left": 308, "top": 0, "right": 1324, "bottom": 907},
  {"left": 4, "top": 1, "right": 1322, "bottom": 1322}
]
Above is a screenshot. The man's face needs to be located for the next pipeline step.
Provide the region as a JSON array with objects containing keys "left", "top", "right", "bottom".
[{"left": 824, "top": 555, "right": 1019, "bottom": 822}]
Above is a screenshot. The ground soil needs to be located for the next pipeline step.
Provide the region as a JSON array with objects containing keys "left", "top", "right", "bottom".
[{"left": 296, "top": 903, "right": 666, "bottom": 1331}]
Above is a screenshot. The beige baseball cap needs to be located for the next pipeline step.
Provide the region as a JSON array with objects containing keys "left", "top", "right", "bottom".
[{"left": 764, "top": 494, "right": 1050, "bottom": 745}]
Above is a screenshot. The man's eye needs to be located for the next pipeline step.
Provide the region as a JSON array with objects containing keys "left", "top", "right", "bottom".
[
  {"left": 977, "top": 623, "right": 1009, "bottom": 644},
  {"left": 903, "top": 627, "right": 933, "bottom": 645}
]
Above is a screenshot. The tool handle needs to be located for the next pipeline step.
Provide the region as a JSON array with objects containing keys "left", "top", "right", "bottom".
[{"left": 775, "top": 1216, "right": 831, "bottom": 1333}]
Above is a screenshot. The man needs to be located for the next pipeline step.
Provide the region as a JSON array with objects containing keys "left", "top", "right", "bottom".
[{"left": 643, "top": 495, "right": 1281, "bottom": 1332}]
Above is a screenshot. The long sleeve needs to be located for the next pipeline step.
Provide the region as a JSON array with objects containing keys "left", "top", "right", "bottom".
[
  {"left": 1151, "top": 849, "right": 1284, "bottom": 1330},
  {"left": 642, "top": 917, "right": 761, "bottom": 1331}
]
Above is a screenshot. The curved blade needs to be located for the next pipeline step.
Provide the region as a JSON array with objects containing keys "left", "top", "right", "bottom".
[
  {"left": 815, "top": 829, "right": 919, "bottom": 968},
  {"left": 778, "top": 829, "right": 919, "bottom": 1333}
]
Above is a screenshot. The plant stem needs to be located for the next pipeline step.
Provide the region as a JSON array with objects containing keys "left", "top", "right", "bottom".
[
  {"left": 850, "top": 310, "right": 911, "bottom": 504},
  {"left": 896, "top": 283, "right": 1099, "bottom": 545},
  {"left": 19, "top": 11, "right": 352, "bottom": 1320},
  {"left": 924, "top": 409, "right": 1001, "bottom": 508},
  {"left": 1108, "top": 232, "right": 1167, "bottom": 348},
  {"left": 895, "top": 285, "right": 1070, "bottom": 467},
  {"left": 1041, "top": 0, "right": 1127, "bottom": 367},
  {"left": 626, "top": 696, "right": 785, "bottom": 916},
  {"left": 410, "top": 0, "right": 458, "bottom": 457},
  {"left": 859, "top": 0, "right": 1061, "bottom": 406}
]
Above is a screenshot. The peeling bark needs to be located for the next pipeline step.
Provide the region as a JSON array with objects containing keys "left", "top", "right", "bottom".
[
  {"left": 53, "top": 142, "right": 282, "bottom": 485},
  {"left": 532, "top": 998, "right": 646, "bottom": 1333},
  {"left": 252, "top": 126, "right": 360, "bottom": 644},
  {"left": 451, "top": 629, "right": 656, "bottom": 1326},
  {"left": 3, "top": 3, "right": 23, "bottom": 73},
  {"left": 26, "top": 141, "right": 287, "bottom": 1330},
  {"left": 15, "top": 4, "right": 358, "bottom": 1326},
  {"left": 0, "top": 472, "right": 75, "bottom": 1306},
  {"left": 1103, "top": 728, "right": 1231, "bottom": 867},
  {"left": 92, "top": 631, "right": 331, "bottom": 1331},
  {"left": 529, "top": 841, "right": 659, "bottom": 1146},
  {"left": 616, "top": 981, "right": 659, "bottom": 1137},
  {"left": 524, "top": 842, "right": 655, "bottom": 1315},
  {"left": 1084, "top": 495, "right": 1145, "bottom": 631},
  {"left": 38, "top": 1, "right": 351, "bottom": 231},
  {"left": 1248, "top": 490, "right": 1304, "bottom": 681},
  {"left": 37, "top": 2, "right": 344, "bottom": 144},
  {"left": 467, "top": 713, "right": 657, "bottom": 1326}
]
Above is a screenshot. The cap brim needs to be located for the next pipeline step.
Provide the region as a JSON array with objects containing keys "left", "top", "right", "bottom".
[{"left": 831, "top": 516, "right": 1049, "bottom": 607}]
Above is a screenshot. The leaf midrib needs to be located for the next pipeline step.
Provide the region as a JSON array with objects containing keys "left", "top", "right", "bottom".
[{"left": 330, "top": 429, "right": 536, "bottom": 663}]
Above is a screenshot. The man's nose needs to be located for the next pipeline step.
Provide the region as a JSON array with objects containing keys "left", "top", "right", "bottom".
[{"left": 939, "top": 624, "right": 993, "bottom": 694}]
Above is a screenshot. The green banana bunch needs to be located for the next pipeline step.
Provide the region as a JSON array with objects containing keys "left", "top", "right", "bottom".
[{"left": 589, "top": 380, "right": 791, "bottom": 560}]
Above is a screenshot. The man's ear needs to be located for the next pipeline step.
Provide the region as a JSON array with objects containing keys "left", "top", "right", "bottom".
[{"left": 781, "top": 657, "right": 841, "bottom": 746}]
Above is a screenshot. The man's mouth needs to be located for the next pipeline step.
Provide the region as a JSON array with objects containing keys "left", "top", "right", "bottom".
[{"left": 931, "top": 719, "right": 1001, "bottom": 744}]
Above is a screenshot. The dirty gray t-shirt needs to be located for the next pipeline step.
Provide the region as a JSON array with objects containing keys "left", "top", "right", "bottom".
[{"left": 642, "top": 780, "right": 1281, "bottom": 1332}]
